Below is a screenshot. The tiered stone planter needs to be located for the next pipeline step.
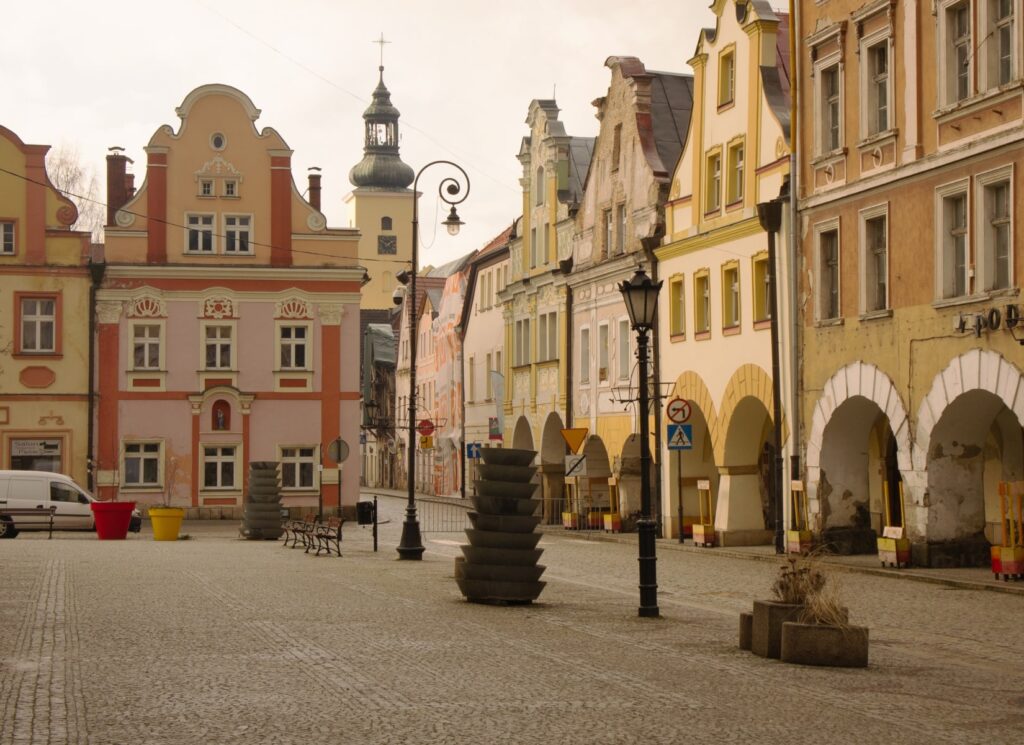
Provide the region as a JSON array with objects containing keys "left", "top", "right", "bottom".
[
  {"left": 242, "top": 461, "right": 284, "bottom": 540},
  {"left": 455, "top": 448, "right": 546, "bottom": 604}
]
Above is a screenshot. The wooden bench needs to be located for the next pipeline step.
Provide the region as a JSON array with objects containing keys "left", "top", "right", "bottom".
[
  {"left": 313, "top": 516, "right": 344, "bottom": 557},
  {"left": 0, "top": 506, "right": 57, "bottom": 539},
  {"left": 283, "top": 514, "right": 317, "bottom": 550}
]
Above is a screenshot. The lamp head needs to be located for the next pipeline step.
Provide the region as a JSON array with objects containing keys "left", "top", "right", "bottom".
[
  {"left": 442, "top": 206, "right": 464, "bottom": 237},
  {"left": 618, "top": 267, "right": 663, "bottom": 330}
]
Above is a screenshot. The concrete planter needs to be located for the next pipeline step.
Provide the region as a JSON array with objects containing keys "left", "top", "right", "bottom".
[
  {"left": 750, "top": 600, "right": 804, "bottom": 659},
  {"left": 780, "top": 622, "right": 869, "bottom": 668}
]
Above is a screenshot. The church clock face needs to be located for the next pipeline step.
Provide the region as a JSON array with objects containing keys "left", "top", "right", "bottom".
[{"left": 377, "top": 235, "right": 397, "bottom": 255}]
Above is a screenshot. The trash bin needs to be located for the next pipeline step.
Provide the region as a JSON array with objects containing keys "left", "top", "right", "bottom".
[{"left": 356, "top": 500, "right": 376, "bottom": 526}]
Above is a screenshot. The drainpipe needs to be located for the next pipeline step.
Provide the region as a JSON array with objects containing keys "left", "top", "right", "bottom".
[
  {"left": 560, "top": 257, "right": 574, "bottom": 428},
  {"left": 457, "top": 323, "right": 467, "bottom": 499},
  {"left": 790, "top": 0, "right": 802, "bottom": 488},
  {"left": 642, "top": 238, "right": 663, "bottom": 536},
  {"left": 87, "top": 260, "right": 106, "bottom": 491}
]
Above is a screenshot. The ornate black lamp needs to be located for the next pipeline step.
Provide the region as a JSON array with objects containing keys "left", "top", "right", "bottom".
[{"left": 619, "top": 267, "right": 663, "bottom": 617}]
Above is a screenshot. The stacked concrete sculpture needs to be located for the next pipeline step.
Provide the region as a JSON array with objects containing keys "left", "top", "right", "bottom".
[
  {"left": 242, "top": 461, "right": 284, "bottom": 540},
  {"left": 455, "top": 448, "right": 547, "bottom": 604}
]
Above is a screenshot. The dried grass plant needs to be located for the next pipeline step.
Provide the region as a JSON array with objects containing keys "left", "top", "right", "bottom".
[{"left": 770, "top": 555, "right": 826, "bottom": 605}]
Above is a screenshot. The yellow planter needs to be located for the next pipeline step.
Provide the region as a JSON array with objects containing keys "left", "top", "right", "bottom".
[
  {"left": 149, "top": 507, "right": 185, "bottom": 541},
  {"left": 692, "top": 523, "right": 716, "bottom": 547},
  {"left": 786, "top": 529, "right": 812, "bottom": 554}
]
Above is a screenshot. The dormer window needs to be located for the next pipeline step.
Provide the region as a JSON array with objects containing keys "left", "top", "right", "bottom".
[
  {"left": 200, "top": 180, "right": 214, "bottom": 197},
  {"left": 224, "top": 180, "right": 237, "bottom": 197}
]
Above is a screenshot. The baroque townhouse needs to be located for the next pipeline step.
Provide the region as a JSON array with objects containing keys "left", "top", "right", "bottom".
[
  {"left": 797, "top": 0, "right": 1024, "bottom": 566},
  {"left": 96, "top": 85, "right": 363, "bottom": 517},
  {"left": 567, "top": 56, "right": 693, "bottom": 530},
  {"left": 503, "top": 100, "right": 594, "bottom": 519},
  {"left": 0, "top": 126, "right": 93, "bottom": 487},
  {"left": 460, "top": 226, "right": 513, "bottom": 493},
  {"left": 656, "top": 0, "right": 792, "bottom": 544}
]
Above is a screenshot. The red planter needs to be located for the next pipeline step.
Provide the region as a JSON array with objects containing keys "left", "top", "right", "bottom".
[{"left": 91, "top": 501, "right": 136, "bottom": 540}]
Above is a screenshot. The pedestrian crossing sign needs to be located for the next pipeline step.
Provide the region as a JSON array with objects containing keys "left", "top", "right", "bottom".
[{"left": 667, "top": 424, "right": 693, "bottom": 450}]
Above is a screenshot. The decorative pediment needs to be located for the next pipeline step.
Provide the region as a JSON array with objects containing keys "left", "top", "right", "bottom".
[
  {"left": 203, "top": 296, "right": 235, "bottom": 319},
  {"left": 275, "top": 297, "right": 312, "bottom": 319},
  {"left": 194, "top": 155, "right": 243, "bottom": 181},
  {"left": 127, "top": 294, "right": 166, "bottom": 318}
]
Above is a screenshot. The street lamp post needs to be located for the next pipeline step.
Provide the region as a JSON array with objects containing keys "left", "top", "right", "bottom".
[
  {"left": 757, "top": 197, "right": 785, "bottom": 555},
  {"left": 397, "top": 160, "right": 469, "bottom": 561},
  {"left": 619, "top": 267, "right": 663, "bottom": 618}
]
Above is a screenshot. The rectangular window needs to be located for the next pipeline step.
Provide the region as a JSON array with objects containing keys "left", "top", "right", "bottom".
[
  {"left": 719, "top": 49, "right": 735, "bottom": 105},
  {"left": 224, "top": 215, "right": 251, "bottom": 254},
  {"left": 133, "top": 324, "right": 161, "bottom": 369},
  {"left": 485, "top": 352, "right": 493, "bottom": 399},
  {"left": 186, "top": 213, "right": 215, "bottom": 253},
  {"left": 615, "top": 204, "right": 626, "bottom": 254},
  {"left": 727, "top": 143, "right": 744, "bottom": 204},
  {"left": 868, "top": 42, "right": 889, "bottom": 135},
  {"left": 280, "top": 325, "right": 308, "bottom": 369},
  {"left": 598, "top": 324, "right": 609, "bottom": 382},
  {"left": 20, "top": 297, "right": 56, "bottom": 353},
  {"left": 669, "top": 277, "right": 685, "bottom": 335},
  {"left": 618, "top": 318, "right": 630, "bottom": 381},
  {"left": 515, "top": 318, "right": 531, "bottom": 366},
  {"left": 204, "top": 325, "right": 232, "bottom": 369},
  {"left": 604, "top": 209, "right": 613, "bottom": 255},
  {"left": 203, "top": 446, "right": 236, "bottom": 489},
  {"left": 1, "top": 221, "right": 14, "bottom": 254},
  {"left": 864, "top": 214, "right": 888, "bottom": 312},
  {"left": 723, "top": 264, "right": 740, "bottom": 328},
  {"left": 695, "top": 272, "right": 711, "bottom": 333},
  {"left": 580, "top": 328, "right": 591, "bottom": 384},
  {"left": 224, "top": 180, "right": 237, "bottom": 197},
  {"left": 820, "top": 229, "right": 841, "bottom": 319},
  {"left": 949, "top": 2, "right": 972, "bottom": 103},
  {"left": 200, "top": 180, "right": 213, "bottom": 197},
  {"left": 993, "top": 0, "right": 1015, "bottom": 86},
  {"left": 941, "top": 191, "right": 969, "bottom": 298},
  {"left": 468, "top": 356, "right": 476, "bottom": 402},
  {"left": 753, "top": 256, "right": 770, "bottom": 323},
  {"left": 823, "top": 65, "right": 841, "bottom": 152},
  {"left": 530, "top": 228, "right": 537, "bottom": 268},
  {"left": 706, "top": 153, "right": 722, "bottom": 212},
  {"left": 281, "top": 447, "right": 315, "bottom": 489},
  {"left": 612, "top": 124, "right": 622, "bottom": 170},
  {"left": 985, "top": 180, "right": 1012, "bottom": 291},
  {"left": 123, "top": 442, "right": 161, "bottom": 487},
  {"left": 537, "top": 311, "right": 557, "bottom": 361}
]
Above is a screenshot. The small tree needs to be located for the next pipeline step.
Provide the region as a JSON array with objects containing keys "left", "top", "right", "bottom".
[{"left": 46, "top": 142, "right": 104, "bottom": 241}]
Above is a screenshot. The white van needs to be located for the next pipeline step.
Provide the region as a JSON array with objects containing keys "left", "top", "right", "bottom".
[{"left": 0, "top": 470, "right": 141, "bottom": 538}]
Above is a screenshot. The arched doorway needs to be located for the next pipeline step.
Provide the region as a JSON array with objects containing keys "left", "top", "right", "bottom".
[
  {"left": 818, "top": 396, "right": 904, "bottom": 554},
  {"left": 512, "top": 416, "right": 534, "bottom": 452},
  {"left": 540, "top": 412, "right": 567, "bottom": 524},
  {"left": 570, "top": 435, "right": 611, "bottom": 528},
  {"left": 664, "top": 372, "right": 718, "bottom": 540},
  {"left": 718, "top": 396, "right": 774, "bottom": 543}
]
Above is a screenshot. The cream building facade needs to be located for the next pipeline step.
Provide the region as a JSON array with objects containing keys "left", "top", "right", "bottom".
[{"left": 656, "top": 0, "right": 792, "bottom": 543}]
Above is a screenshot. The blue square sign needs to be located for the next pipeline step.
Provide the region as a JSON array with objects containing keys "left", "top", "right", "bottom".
[{"left": 667, "top": 424, "right": 693, "bottom": 450}]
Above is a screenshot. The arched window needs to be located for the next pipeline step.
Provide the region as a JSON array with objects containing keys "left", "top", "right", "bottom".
[
  {"left": 381, "top": 216, "right": 393, "bottom": 231},
  {"left": 212, "top": 400, "right": 231, "bottom": 431},
  {"left": 535, "top": 167, "right": 544, "bottom": 206}
]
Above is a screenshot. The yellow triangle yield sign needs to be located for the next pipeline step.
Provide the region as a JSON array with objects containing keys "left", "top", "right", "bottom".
[{"left": 560, "top": 427, "right": 589, "bottom": 455}]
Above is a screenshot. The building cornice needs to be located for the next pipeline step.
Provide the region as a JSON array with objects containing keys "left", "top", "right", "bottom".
[
  {"left": 101, "top": 264, "right": 365, "bottom": 282},
  {"left": 656, "top": 216, "right": 763, "bottom": 260}
]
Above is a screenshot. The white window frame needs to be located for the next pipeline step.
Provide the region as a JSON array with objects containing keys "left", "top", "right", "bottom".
[
  {"left": 859, "top": 28, "right": 893, "bottom": 140},
  {"left": 617, "top": 317, "right": 631, "bottom": 381},
  {"left": 980, "top": 0, "right": 1018, "bottom": 90},
  {"left": 727, "top": 141, "right": 744, "bottom": 204},
  {"left": 201, "top": 321, "right": 235, "bottom": 371},
  {"left": 199, "top": 179, "right": 214, "bottom": 197},
  {"left": 514, "top": 318, "right": 531, "bottom": 366},
  {"left": 579, "top": 326, "right": 591, "bottom": 384},
  {"left": 1, "top": 220, "right": 15, "bottom": 254},
  {"left": 814, "top": 219, "right": 842, "bottom": 321},
  {"left": 485, "top": 352, "right": 493, "bottom": 400},
  {"left": 813, "top": 55, "right": 844, "bottom": 156},
  {"left": 279, "top": 445, "right": 318, "bottom": 491},
  {"left": 20, "top": 297, "right": 57, "bottom": 353},
  {"left": 706, "top": 151, "right": 722, "bottom": 213},
  {"left": 223, "top": 179, "right": 238, "bottom": 198},
  {"left": 695, "top": 271, "right": 711, "bottom": 333},
  {"left": 934, "top": 179, "right": 971, "bottom": 300},
  {"left": 224, "top": 214, "right": 253, "bottom": 255},
  {"left": 752, "top": 254, "right": 771, "bottom": 323},
  {"left": 669, "top": 275, "right": 686, "bottom": 336},
  {"left": 598, "top": 322, "right": 610, "bottom": 384},
  {"left": 939, "top": 0, "right": 974, "bottom": 106},
  {"left": 468, "top": 356, "right": 476, "bottom": 402},
  {"left": 201, "top": 445, "right": 239, "bottom": 490},
  {"left": 129, "top": 319, "right": 165, "bottom": 371},
  {"left": 859, "top": 204, "right": 890, "bottom": 314},
  {"left": 722, "top": 262, "right": 740, "bottom": 328},
  {"left": 122, "top": 441, "right": 163, "bottom": 489},
  {"left": 537, "top": 311, "right": 557, "bottom": 362},
  {"left": 185, "top": 212, "right": 215, "bottom": 254},
  {"left": 719, "top": 47, "right": 736, "bottom": 106},
  {"left": 976, "top": 164, "right": 1014, "bottom": 292},
  {"left": 604, "top": 209, "right": 613, "bottom": 255},
  {"left": 276, "top": 322, "right": 312, "bottom": 371}
]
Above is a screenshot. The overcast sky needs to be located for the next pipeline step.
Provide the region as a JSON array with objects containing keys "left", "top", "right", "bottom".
[{"left": 6, "top": 0, "right": 718, "bottom": 265}]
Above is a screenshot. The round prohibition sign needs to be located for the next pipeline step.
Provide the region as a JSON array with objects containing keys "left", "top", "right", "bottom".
[{"left": 666, "top": 397, "right": 691, "bottom": 424}]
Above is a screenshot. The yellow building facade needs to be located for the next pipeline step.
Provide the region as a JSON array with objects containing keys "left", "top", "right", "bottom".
[{"left": 0, "top": 126, "right": 94, "bottom": 487}]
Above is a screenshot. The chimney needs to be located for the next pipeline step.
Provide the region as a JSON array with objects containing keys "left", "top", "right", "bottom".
[
  {"left": 105, "top": 147, "right": 131, "bottom": 226},
  {"left": 308, "top": 167, "right": 322, "bottom": 211}
]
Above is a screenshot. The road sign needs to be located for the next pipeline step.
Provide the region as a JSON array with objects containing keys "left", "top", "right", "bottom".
[
  {"left": 417, "top": 419, "right": 435, "bottom": 437},
  {"left": 666, "top": 398, "right": 691, "bottom": 424},
  {"left": 560, "top": 427, "right": 589, "bottom": 454},
  {"left": 466, "top": 442, "right": 482, "bottom": 459},
  {"left": 327, "top": 437, "right": 350, "bottom": 463},
  {"left": 565, "top": 454, "right": 587, "bottom": 477},
  {"left": 667, "top": 424, "right": 693, "bottom": 451},
  {"left": 420, "top": 435, "right": 433, "bottom": 449}
]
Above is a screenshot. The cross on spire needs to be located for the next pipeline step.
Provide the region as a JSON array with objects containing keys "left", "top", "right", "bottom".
[{"left": 373, "top": 32, "right": 391, "bottom": 69}]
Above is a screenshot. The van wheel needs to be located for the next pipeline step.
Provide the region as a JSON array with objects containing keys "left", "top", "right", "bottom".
[{"left": 0, "top": 518, "right": 18, "bottom": 539}]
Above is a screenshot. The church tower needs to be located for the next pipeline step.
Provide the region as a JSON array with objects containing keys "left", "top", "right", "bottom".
[{"left": 345, "top": 65, "right": 415, "bottom": 311}]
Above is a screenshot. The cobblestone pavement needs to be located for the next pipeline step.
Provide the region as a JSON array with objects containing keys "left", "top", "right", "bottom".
[{"left": 1, "top": 497, "right": 1022, "bottom": 745}]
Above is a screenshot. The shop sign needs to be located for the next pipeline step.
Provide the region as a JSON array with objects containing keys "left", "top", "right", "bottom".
[
  {"left": 10, "top": 439, "right": 61, "bottom": 457},
  {"left": 955, "top": 304, "right": 1022, "bottom": 339}
]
